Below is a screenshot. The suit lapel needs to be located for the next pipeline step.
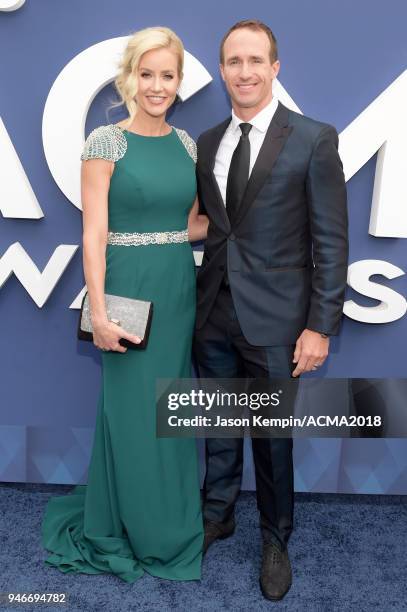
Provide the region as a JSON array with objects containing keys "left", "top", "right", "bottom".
[
  {"left": 203, "top": 118, "right": 231, "bottom": 232},
  {"left": 233, "top": 102, "right": 293, "bottom": 229}
]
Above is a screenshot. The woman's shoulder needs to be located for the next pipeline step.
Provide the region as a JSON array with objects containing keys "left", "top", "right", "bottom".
[
  {"left": 173, "top": 127, "right": 197, "bottom": 163},
  {"left": 80, "top": 124, "right": 127, "bottom": 162}
]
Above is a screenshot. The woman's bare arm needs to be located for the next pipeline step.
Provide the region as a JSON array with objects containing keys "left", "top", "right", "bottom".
[
  {"left": 187, "top": 197, "right": 209, "bottom": 242},
  {"left": 81, "top": 158, "right": 140, "bottom": 352},
  {"left": 81, "top": 158, "right": 112, "bottom": 326}
]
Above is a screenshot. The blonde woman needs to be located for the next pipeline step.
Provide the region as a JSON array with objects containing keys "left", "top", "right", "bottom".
[{"left": 41, "top": 26, "right": 207, "bottom": 582}]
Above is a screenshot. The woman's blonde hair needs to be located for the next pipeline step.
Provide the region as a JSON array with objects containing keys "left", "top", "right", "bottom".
[{"left": 114, "top": 26, "right": 184, "bottom": 128}]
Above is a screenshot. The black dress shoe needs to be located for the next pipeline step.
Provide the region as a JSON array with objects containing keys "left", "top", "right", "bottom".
[
  {"left": 203, "top": 517, "right": 235, "bottom": 554},
  {"left": 259, "top": 542, "right": 292, "bottom": 600}
]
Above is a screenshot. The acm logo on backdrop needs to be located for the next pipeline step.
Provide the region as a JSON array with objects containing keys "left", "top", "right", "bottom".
[{"left": 0, "top": 17, "right": 406, "bottom": 325}]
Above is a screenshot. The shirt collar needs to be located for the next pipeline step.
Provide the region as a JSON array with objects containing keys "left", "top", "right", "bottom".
[{"left": 230, "top": 95, "right": 279, "bottom": 134}]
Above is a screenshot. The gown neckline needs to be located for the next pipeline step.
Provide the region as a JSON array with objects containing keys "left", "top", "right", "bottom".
[{"left": 119, "top": 125, "right": 174, "bottom": 139}]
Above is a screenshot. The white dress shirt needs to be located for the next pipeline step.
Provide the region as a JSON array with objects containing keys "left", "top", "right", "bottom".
[{"left": 213, "top": 96, "right": 279, "bottom": 205}]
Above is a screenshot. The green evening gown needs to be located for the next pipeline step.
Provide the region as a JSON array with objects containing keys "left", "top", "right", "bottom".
[{"left": 41, "top": 125, "right": 204, "bottom": 582}]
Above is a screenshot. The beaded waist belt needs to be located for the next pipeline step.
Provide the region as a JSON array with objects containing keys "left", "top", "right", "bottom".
[{"left": 107, "top": 229, "right": 189, "bottom": 246}]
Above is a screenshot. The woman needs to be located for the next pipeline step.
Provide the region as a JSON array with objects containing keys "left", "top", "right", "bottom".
[{"left": 41, "top": 26, "right": 208, "bottom": 582}]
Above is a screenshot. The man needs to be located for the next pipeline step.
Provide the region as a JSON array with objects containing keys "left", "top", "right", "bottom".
[{"left": 193, "top": 20, "right": 348, "bottom": 601}]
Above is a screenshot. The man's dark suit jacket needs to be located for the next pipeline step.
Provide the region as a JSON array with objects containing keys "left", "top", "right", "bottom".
[{"left": 195, "top": 101, "right": 349, "bottom": 346}]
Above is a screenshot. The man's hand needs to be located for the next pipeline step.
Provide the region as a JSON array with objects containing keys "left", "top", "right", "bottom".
[{"left": 292, "top": 329, "right": 329, "bottom": 377}]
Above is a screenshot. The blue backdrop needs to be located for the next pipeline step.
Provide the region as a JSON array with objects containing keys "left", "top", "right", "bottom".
[{"left": 0, "top": 0, "right": 406, "bottom": 492}]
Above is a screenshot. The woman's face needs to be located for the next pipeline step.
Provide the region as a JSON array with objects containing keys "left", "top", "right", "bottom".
[{"left": 135, "top": 46, "right": 180, "bottom": 119}]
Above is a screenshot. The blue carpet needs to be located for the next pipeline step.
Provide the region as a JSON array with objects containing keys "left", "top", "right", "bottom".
[{"left": 0, "top": 483, "right": 406, "bottom": 612}]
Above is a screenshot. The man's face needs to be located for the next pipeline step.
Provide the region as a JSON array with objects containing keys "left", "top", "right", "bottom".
[{"left": 220, "top": 28, "right": 280, "bottom": 116}]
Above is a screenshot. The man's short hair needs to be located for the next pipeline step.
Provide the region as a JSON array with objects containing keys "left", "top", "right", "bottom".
[{"left": 220, "top": 19, "right": 278, "bottom": 64}]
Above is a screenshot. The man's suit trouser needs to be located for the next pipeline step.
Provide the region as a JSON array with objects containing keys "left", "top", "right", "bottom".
[{"left": 193, "top": 282, "right": 297, "bottom": 552}]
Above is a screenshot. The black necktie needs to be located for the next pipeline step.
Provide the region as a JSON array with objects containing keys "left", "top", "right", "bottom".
[{"left": 226, "top": 122, "right": 252, "bottom": 223}]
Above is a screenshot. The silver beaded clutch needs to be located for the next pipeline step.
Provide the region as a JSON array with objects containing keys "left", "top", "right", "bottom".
[{"left": 78, "top": 292, "right": 153, "bottom": 350}]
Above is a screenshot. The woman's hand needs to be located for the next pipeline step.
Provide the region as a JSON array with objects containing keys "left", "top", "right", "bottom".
[{"left": 92, "top": 319, "right": 141, "bottom": 353}]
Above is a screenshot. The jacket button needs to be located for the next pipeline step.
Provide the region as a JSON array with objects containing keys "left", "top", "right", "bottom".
[{"left": 229, "top": 233, "right": 236, "bottom": 241}]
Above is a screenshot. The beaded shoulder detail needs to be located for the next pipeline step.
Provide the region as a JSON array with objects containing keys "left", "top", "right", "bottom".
[
  {"left": 174, "top": 127, "right": 197, "bottom": 163},
  {"left": 80, "top": 124, "right": 127, "bottom": 162}
]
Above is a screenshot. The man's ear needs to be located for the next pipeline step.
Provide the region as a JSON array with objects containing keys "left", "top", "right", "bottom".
[
  {"left": 219, "top": 62, "right": 226, "bottom": 82},
  {"left": 271, "top": 60, "right": 280, "bottom": 80}
]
